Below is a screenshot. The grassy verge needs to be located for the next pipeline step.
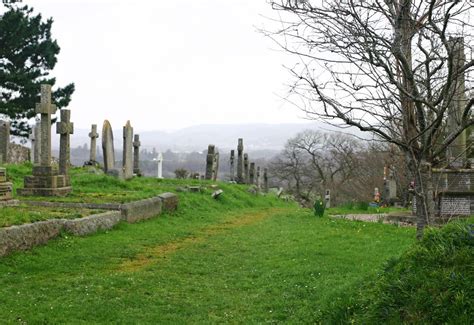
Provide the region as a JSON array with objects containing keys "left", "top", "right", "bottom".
[
  {"left": 327, "top": 205, "right": 410, "bottom": 216},
  {"left": 0, "top": 188, "right": 414, "bottom": 323},
  {"left": 326, "top": 217, "right": 474, "bottom": 324}
]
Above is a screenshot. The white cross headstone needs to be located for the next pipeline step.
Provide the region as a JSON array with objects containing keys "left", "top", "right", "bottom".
[{"left": 153, "top": 152, "right": 163, "bottom": 179}]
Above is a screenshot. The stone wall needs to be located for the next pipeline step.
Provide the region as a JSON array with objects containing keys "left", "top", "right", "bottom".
[
  {"left": 439, "top": 194, "right": 472, "bottom": 216},
  {"left": 121, "top": 196, "right": 163, "bottom": 223},
  {"left": 8, "top": 143, "right": 30, "bottom": 164}
]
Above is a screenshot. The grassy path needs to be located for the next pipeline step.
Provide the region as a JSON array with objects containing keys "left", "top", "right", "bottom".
[{"left": 0, "top": 207, "right": 414, "bottom": 323}]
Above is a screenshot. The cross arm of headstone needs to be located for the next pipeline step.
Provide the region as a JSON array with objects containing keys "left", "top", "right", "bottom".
[{"left": 57, "top": 121, "right": 74, "bottom": 135}]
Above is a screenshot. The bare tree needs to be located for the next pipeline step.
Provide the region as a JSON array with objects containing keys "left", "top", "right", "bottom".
[{"left": 267, "top": 0, "right": 473, "bottom": 238}]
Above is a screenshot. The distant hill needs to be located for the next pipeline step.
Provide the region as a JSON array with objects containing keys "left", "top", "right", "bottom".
[{"left": 63, "top": 122, "right": 364, "bottom": 153}]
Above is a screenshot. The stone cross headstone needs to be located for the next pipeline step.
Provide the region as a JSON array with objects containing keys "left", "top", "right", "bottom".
[
  {"left": 37, "top": 85, "right": 56, "bottom": 167},
  {"left": 34, "top": 118, "right": 41, "bottom": 164},
  {"left": 122, "top": 120, "right": 134, "bottom": 180},
  {"left": 447, "top": 37, "right": 467, "bottom": 166},
  {"left": 249, "top": 162, "right": 255, "bottom": 184},
  {"left": 56, "top": 109, "right": 74, "bottom": 177},
  {"left": 205, "top": 145, "right": 215, "bottom": 180},
  {"left": 156, "top": 152, "right": 163, "bottom": 179},
  {"left": 230, "top": 150, "right": 235, "bottom": 181},
  {"left": 263, "top": 167, "right": 269, "bottom": 193},
  {"left": 133, "top": 134, "right": 142, "bottom": 176},
  {"left": 18, "top": 84, "right": 71, "bottom": 196},
  {"left": 244, "top": 153, "right": 249, "bottom": 184},
  {"left": 88, "top": 124, "right": 99, "bottom": 163},
  {"left": 212, "top": 150, "right": 220, "bottom": 181},
  {"left": 102, "top": 120, "right": 115, "bottom": 173},
  {"left": 237, "top": 138, "right": 244, "bottom": 183},
  {"left": 0, "top": 121, "right": 10, "bottom": 164}
]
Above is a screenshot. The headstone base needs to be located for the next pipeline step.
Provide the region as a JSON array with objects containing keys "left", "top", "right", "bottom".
[
  {"left": 133, "top": 168, "right": 142, "bottom": 177},
  {"left": 18, "top": 166, "right": 72, "bottom": 196}
]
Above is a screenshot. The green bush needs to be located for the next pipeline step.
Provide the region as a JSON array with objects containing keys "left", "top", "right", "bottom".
[
  {"left": 325, "top": 219, "right": 474, "bottom": 324},
  {"left": 354, "top": 201, "right": 369, "bottom": 211}
]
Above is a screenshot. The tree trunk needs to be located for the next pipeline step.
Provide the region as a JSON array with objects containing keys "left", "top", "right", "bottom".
[{"left": 411, "top": 159, "right": 435, "bottom": 240}]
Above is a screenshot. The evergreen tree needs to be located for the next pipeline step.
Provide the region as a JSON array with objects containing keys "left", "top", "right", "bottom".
[{"left": 0, "top": 4, "right": 74, "bottom": 138}]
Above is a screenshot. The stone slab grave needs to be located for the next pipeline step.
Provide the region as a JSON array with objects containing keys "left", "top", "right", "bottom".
[
  {"left": 0, "top": 167, "right": 13, "bottom": 201},
  {"left": 212, "top": 189, "right": 224, "bottom": 199},
  {"left": 18, "top": 85, "right": 72, "bottom": 196},
  {"left": 0, "top": 192, "right": 179, "bottom": 257}
]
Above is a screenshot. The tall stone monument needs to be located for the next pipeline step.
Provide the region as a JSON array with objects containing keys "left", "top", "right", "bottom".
[
  {"left": 447, "top": 37, "right": 468, "bottom": 166},
  {"left": 0, "top": 121, "right": 10, "bottom": 164},
  {"left": 102, "top": 120, "right": 115, "bottom": 173},
  {"left": 243, "top": 153, "right": 249, "bottom": 184},
  {"left": 263, "top": 168, "right": 269, "bottom": 193},
  {"left": 156, "top": 152, "right": 163, "bottom": 179},
  {"left": 85, "top": 124, "right": 99, "bottom": 165},
  {"left": 29, "top": 127, "right": 36, "bottom": 163},
  {"left": 205, "top": 145, "right": 216, "bottom": 180},
  {"left": 237, "top": 138, "right": 244, "bottom": 183},
  {"left": 249, "top": 162, "right": 255, "bottom": 184},
  {"left": 122, "top": 121, "right": 134, "bottom": 180},
  {"left": 18, "top": 84, "right": 71, "bottom": 196},
  {"left": 133, "top": 134, "right": 142, "bottom": 176},
  {"left": 256, "top": 166, "right": 261, "bottom": 190},
  {"left": 56, "top": 109, "right": 74, "bottom": 183},
  {"left": 213, "top": 150, "right": 220, "bottom": 181},
  {"left": 229, "top": 150, "right": 235, "bottom": 181}
]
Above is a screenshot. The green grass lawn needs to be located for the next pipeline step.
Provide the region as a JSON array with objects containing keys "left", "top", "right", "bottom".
[
  {"left": 327, "top": 205, "right": 411, "bottom": 216},
  {"left": 0, "top": 199, "right": 414, "bottom": 323}
]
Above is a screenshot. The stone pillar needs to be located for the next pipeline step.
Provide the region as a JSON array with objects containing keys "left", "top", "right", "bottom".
[
  {"left": 213, "top": 150, "right": 219, "bottom": 181},
  {"left": 38, "top": 86, "right": 55, "bottom": 167},
  {"left": 244, "top": 153, "right": 249, "bottom": 184},
  {"left": 34, "top": 119, "right": 41, "bottom": 164},
  {"left": 249, "top": 162, "right": 255, "bottom": 184},
  {"left": 56, "top": 109, "right": 74, "bottom": 177},
  {"left": 237, "top": 138, "right": 244, "bottom": 183},
  {"left": 88, "top": 124, "right": 99, "bottom": 163},
  {"left": 133, "top": 134, "right": 141, "bottom": 176},
  {"left": 205, "top": 145, "right": 215, "bottom": 180},
  {"left": 102, "top": 120, "right": 115, "bottom": 173},
  {"left": 263, "top": 168, "right": 269, "bottom": 193},
  {"left": 156, "top": 152, "right": 163, "bottom": 179},
  {"left": 256, "top": 166, "right": 261, "bottom": 190},
  {"left": 0, "top": 121, "right": 10, "bottom": 164},
  {"left": 229, "top": 150, "right": 235, "bottom": 181},
  {"left": 122, "top": 121, "right": 134, "bottom": 180},
  {"left": 447, "top": 37, "right": 467, "bottom": 166}
]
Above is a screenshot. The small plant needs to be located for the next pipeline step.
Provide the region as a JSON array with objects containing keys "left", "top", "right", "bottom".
[
  {"left": 174, "top": 168, "right": 189, "bottom": 179},
  {"left": 314, "top": 198, "right": 325, "bottom": 217}
]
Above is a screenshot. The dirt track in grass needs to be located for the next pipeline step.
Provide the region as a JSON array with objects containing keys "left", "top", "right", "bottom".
[{"left": 117, "top": 208, "right": 287, "bottom": 272}]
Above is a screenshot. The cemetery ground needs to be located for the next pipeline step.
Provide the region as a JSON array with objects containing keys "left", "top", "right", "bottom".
[{"left": 0, "top": 163, "right": 472, "bottom": 323}]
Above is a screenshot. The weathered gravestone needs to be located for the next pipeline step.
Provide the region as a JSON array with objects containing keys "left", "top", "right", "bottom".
[
  {"left": 156, "top": 152, "right": 163, "bottom": 179},
  {"left": 133, "top": 134, "right": 142, "bottom": 176},
  {"left": 18, "top": 85, "right": 71, "bottom": 196},
  {"left": 249, "top": 162, "right": 255, "bottom": 184},
  {"left": 0, "top": 121, "right": 10, "bottom": 164},
  {"left": 212, "top": 150, "right": 220, "bottom": 181},
  {"left": 237, "top": 138, "right": 244, "bottom": 183},
  {"left": 256, "top": 166, "right": 261, "bottom": 190},
  {"left": 229, "top": 150, "right": 235, "bottom": 181},
  {"left": 56, "top": 109, "right": 74, "bottom": 184},
  {"left": 102, "top": 120, "right": 115, "bottom": 174},
  {"left": 85, "top": 124, "right": 99, "bottom": 165},
  {"left": 0, "top": 168, "right": 13, "bottom": 201},
  {"left": 205, "top": 145, "right": 216, "bottom": 180},
  {"left": 263, "top": 168, "right": 269, "bottom": 193},
  {"left": 244, "top": 153, "right": 249, "bottom": 184},
  {"left": 325, "top": 189, "right": 331, "bottom": 208},
  {"left": 122, "top": 121, "right": 134, "bottom": 180},
  {"left": 29, "top": 127, "right": 36, "bottom": 163}
]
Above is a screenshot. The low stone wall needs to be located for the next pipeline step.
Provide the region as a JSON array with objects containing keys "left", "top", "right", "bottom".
[
  {"left": 0, "top": 219, "right": 63, "bottom": 257},
  {"left": 23, "top": 201, "right": 121, "bottom": 210},
  {"left": 121, "top": 197, "right": 163, "bottom": 223},
  {"left": 63, "top": 211, "right": 122, "bottom": 236},
  {"left": 0, "top": 193, "right": 179, "bottom": 257}
]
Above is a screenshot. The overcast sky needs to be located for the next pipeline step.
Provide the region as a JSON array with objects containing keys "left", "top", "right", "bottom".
[{"left": 20, "top": 0, "right": 306, "bottom": 131}]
